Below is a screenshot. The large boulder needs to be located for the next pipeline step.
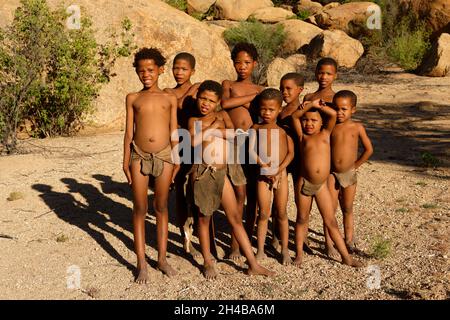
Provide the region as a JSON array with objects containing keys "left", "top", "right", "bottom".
[
  {"left": 266, "top": 58, "right": 297, "bottom": 88},
  {"left": 418, "top": 33, "right": 450, "bottom": 77},
  {"left": 0, "top": 0, "right": 235, "bottom": 129},
  {"left": 285, "top": 54, "right": 307, "bottom": 72},
  {"left": 249, "top": 7, "right": 294, "bottom": 23},
  {"left": 306, "top": 30, "right": 364, "bottom": 68},
  {"left": 400, "top": 0, "right": 450, "bottom": 37},
  {"left": 214, "top": 0, "right": 273, "bottom": 21},
  {"left": 314, "top": 2, "right": 379, "bottom": 37},
  {"left": 204, "top": 20, "right": 239, "bottom": 36},
  {"left": 296, "top": 0, "right": 323, "bottom": 15},
  {"left": 187, "top": 0, "right": 216, "bottom": 15},
  {"left": 276, "top": 19, "right": 323, "bottom": 53}
]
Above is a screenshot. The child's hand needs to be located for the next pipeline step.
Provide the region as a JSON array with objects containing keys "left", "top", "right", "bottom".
[
  {"left": 123, "top": 164, "right": 132, "bottom": 185},
  {"left": 171, "top": 164, "right": 180, "bottom": 184}
]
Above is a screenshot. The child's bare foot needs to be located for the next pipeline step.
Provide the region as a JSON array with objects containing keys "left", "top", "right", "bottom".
[
  {"left": 227, "top": 249, "right": 242, "bottom": 262},
  {"left": 189, "top": 243, "right": 202, "bottom": 259},
  {"left": 292, "top": 256, "right": 303, "bottom": 268},
  {"left": 135, "top": 266, "right": 149, "bottom": 284},
  {"left": 343, "top": 257, "right": 365, "bottom": 268},
  {"left": 247, "top": 264, "right": 275, "bottom": 277},
  {"left": 255, "top": 250, "right": 267, "bottom": 261},
  {"left": 281, "top": 249, "right": 292, "bottom": 265},
  {"left": 157, "top": 260, "right": 177, "bottom": 277},
  {"left": 271, "top": 236, "right": 280, "bottom": 251},
  {"left": 203, "top": 263, "right": 218, "bottom": 280},
  {"left": 326, "top": 244, "right": 340, "bottom": 260}
]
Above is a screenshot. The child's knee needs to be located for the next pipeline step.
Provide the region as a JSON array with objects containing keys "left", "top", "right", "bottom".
[
  {"left": 341, "top": 205, "right": 354, "bottom": 215},
  {"left": 258, "top": 211, "right": 270, "bottom": 221},
  {"left": 296, "top": 214, "right": 309, "bottom": 225},
  {"left": 277, "top": 211, "right": 288, "bottom": 222},
  {"left": 153, "top": 199, "right": 168, "bottom": 213},
  {"left": 133, "top": 204, "right": 148, "bottom": 216}
]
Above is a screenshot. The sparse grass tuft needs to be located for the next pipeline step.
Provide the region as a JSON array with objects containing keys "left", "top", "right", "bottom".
[
  {"left": 56, "top": 234, "right": 69, "bottom": 242},
  {"left": 422, "top": 203, "right": 438, "bottom": 209},
  {"left": 421, "top": 152, "right": 441, "bottom": 168},
  {"left": 370, "top": 236, "right": 391, "bottom": 259},
  {"left": 395, "top": 208, "right": 409, "bottom": 213}
]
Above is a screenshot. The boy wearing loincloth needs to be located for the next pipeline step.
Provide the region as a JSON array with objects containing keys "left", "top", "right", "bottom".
[
  {"left": 328, "top": 90, "right": 373, "bottom": 253},
  {"left": 123, "top": 47, "right": 179, "bottom": 283},
  {"left": 291, "top": 99, "right": 363, "bottom": 268},
  {"left": 188, "top": 80, "right": 274, "bottom": 279},
  {"left": 249, "top": 88, "right": 294, "bottom": 265}
]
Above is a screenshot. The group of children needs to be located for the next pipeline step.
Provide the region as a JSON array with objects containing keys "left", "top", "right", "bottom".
[{"left": 123, "top": 43, "right": 373, "bottom": 283}]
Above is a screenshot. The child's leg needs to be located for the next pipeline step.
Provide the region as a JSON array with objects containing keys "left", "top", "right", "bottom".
[
  {"left": 153, "top": 161, "right": 177, "bottom": 276},
  {"left": 221, "top": 177, "right": 274, "bottom": 277},
  {"left": 273, "top": 172, "right": 291, "bottom": 265},
  {"left": 339, "top": 183, "right": 357, "bottom": 248},
  {"left": 130, "top": 160, "right": 150, "bottom": 283},
  {"left": 229, "top": 184, "right": 246, "bottom": 261},
  {"left": 324, "top": 174, "right": 341, "bottom": 258},
  {"left": 256, "top": 180, "right": 272, "bottom": 260},
  {"left": 198, "top": 213, "right": 216, "bottom": 279},
  {"left": 294, "top": 188, "right": 313, "bottom": 267},
  {"left": 315, "top": 185, "right": 362, "bottom": 267},
  {"left": 270, "top": 207, "right": 280, "bottom": 250},
  {"left": 244, "top": 177, "right": 258, "bottom": 241}
]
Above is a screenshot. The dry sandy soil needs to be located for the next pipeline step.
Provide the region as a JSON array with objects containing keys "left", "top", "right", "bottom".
[{"left": 0, "top": 71, "right": 449, "bottom": 300}]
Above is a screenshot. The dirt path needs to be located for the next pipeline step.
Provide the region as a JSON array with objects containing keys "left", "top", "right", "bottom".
[{"left": 1, "top": 73, "right": 449, "bottom": 299}]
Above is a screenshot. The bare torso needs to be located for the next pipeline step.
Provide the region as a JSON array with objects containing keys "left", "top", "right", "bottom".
[
  {"left": 131, "top": 90, "right": 174, "bottom": 153},
  {"left": 226, "top": 81, "right": 263, "bottom": 131},
  {"left": 194, "top": 111, "right": 229, "bottom": 170},
  {"left": 255, "top": 123, "right": 289, "bottom": 170},
  {"left": 304, "top": 89, "right": 335, "bottom": 107},
  {"left": 300, "top": 131, "right": 331, "bottom": 184},
  {"left": 331, "top": 121, "right": 360, "bottom": 172}
]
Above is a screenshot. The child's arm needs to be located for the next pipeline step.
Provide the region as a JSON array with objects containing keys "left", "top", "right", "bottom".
[
  {"left": 188, "top": 117, "right": 203, "bottom": 148},
  {"left": 169, "top": 94, "right": 180, "bottom": 182},
  {"left": 248, "top": 125, "right": 270, "bottom": 168},
  {"left": 276, "top": 133, "right": 294, "bottom": 175},
  {"left": 320, "top": 104, "right": 337, "bottom": 134},
  {"left": 203, "top": 112, "right": 236, "bottom": 140},
  {"left": 123, "top": 93, "right": 135, "bottom": 185},
  {"left": 354, "top": 123, "right": 373, "bottom": 169},
  {"left": 221, "top": 80, "right": 259, "bottom": 110},
  {"left": 178, "top": 82, "right": 200, "bottom": 109}
]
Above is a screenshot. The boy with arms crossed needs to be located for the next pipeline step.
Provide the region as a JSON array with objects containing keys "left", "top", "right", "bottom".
[{"left": 188, "top": 80, "right": 274, "bottom": 279}]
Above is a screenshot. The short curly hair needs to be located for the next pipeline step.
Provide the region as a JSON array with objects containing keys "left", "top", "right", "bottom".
[
  {"left": 173, "top": 52, "right": 196, "bottom": 69},
  {"left": 197, "top": 80, "right": 223, "bottom": 99},
  {"left": 280, "top": 72, "right": 305, "bottom": 87},
  {"left": 231, "top": 42, "right": 258, "bottom": 62},
  {"left": 133, "top": 47, "right": 166, "bottom": 68},
  {"left": 316, "top": 57, "right": 337, "bottom": 72},
  {"left": 259, "top": 88, "right": 283, "bottom": 106},
  {"left": 333, "top": 90, "right": 357, "bottom": 107}
]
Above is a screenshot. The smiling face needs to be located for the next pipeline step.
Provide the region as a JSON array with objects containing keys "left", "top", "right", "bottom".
[
  {"left": 233, "top": 51, "right": 257, "bottom": 80},
  {"left": 315, "top": 64, "right": 337, "bottom": 89},
  {"left": 301, "top": 110, "right": 323, "bottom": 135},
  {"left": 280, "top": 79, "right": 303, "bottom": 104},
  {"left": 334, "top": 97, "right": 355, "bottom": 123},
  {"left": 259, "top": 99, "right": 281, "bottom": 124},
  {"left": 197, "top": 90, "right": 220, "bottom": 116},
  {"left": 172, "top": 58, "right": 194, "bottom": 85},
  {"left": 136, "top": 59, "right": 163, "bottom": 89}
]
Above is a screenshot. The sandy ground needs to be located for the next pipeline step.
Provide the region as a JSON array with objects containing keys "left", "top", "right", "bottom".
[{"left": 0, "top": 72, "right": 449, "bottom": 300}]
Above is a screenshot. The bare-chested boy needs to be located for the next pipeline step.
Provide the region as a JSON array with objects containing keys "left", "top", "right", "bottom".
[
  {"left": 270, "top": 73, "right": 305, "bottom": 251},
  {"left": 303, "top": 57, "right": 339, "bottom": 257},
  {"left": 291, "top": 99, "right": 362, "bottom": 268},
  {"left": 303, "top": 57, "right": 338, "bottom": 106},
  {"left": 123, "top": 48, "right": 179, "bottom": 283},
  {"left": 188, "top": 80, "right": 274, "bottom": 279},
  {"left": 222, "top": 42, "right": 264, "bottom": 252},
  {"left": 328, "top": 90, "right": 373, "bottom": 252},
  {"left": 164, "top": 52, "right": 201, "bottom": 257},
  {"left": 249, "top": 89, "right": 294, "bottom": 265}
]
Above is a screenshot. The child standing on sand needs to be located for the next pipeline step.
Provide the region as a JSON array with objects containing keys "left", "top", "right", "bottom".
[
  {"left": 291, "top": 99, "right": 363, "bottom": 268},
  {"left": 188, "top": 80, "right": 274, "bottom": 279},
  {"left": 123, "top": 48, "right": 179, "bottom": 283},
  {"left": 328, "top": 90, "right": 373, "bottom": 252}
]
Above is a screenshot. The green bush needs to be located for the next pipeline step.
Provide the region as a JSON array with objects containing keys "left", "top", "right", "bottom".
[
  {"left": 0, "top": 0, "right": 135, "bottom": 153},
  {"left": 223, "top": 21, "right": 286, "bottom": 85},
  {"left": 386, "top": 16, "right": 431, "bottom": 71}
]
